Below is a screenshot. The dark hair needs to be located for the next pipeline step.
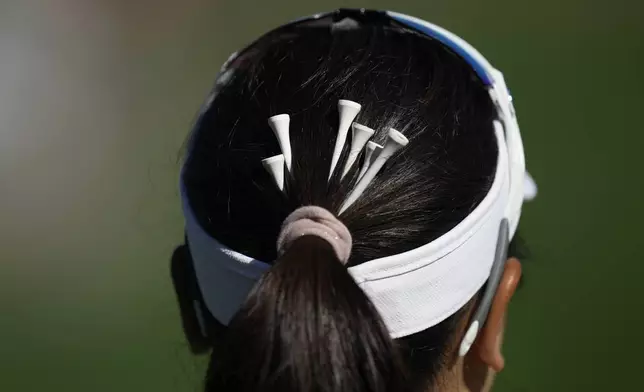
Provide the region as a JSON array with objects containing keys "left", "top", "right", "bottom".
[{"left": 180, "top": 21, "right": 500, "bottom": 392}]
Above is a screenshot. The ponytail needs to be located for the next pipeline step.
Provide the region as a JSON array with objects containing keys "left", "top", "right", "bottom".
[{"left": 206, "top": 235, "right": 409, "bottom": 392}]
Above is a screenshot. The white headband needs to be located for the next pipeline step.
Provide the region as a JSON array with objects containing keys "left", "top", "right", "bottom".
[{"left": 180, "top": 9, "right": 536, "bottom": 354}]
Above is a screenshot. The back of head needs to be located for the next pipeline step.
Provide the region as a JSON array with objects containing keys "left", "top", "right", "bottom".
[{"left": 182, "top": 15, "right": 497, "bottom": 392}]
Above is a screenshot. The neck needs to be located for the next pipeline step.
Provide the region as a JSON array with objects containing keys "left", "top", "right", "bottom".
[{"left": 432, "top": 354, "right": 495, "bottom": 392}]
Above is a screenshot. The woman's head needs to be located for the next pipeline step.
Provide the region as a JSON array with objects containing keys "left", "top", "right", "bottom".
[{"left": 173, "top": 9, "right": 530, "bottom": 392}]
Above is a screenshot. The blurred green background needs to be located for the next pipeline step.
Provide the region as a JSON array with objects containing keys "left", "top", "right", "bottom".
[{"left": 1, "top": 0, "right": 642, "bottom": 391}]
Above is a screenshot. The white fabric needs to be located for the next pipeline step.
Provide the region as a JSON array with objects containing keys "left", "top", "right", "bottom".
[{"left": 524, "top": 172, "right": 538, "bottom": 201}]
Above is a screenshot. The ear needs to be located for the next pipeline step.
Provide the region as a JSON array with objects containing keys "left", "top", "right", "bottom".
[
  {"left": 474, "top": 258, "right": 522, "bottom": 372},
  {"left": 170, "top": 244, "right": 212, "bottom": 354}
]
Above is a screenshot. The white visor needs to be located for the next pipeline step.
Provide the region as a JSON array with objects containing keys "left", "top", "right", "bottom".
[{"left": 180, "top": 9, "right": 536, "bottom": 339}]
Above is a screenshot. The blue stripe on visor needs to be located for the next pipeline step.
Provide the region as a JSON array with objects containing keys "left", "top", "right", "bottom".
[{"left": 389, "top": 14, "right": 493, "bottom": 86}]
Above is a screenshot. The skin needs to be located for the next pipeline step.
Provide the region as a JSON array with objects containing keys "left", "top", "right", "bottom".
[{"left": 437, "top": 258, "right": 523, "bottom": 392}]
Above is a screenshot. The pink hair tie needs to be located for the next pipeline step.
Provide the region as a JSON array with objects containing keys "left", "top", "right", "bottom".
[{"left": 276, "top": 206, "right": 352, "bottom": 264}]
